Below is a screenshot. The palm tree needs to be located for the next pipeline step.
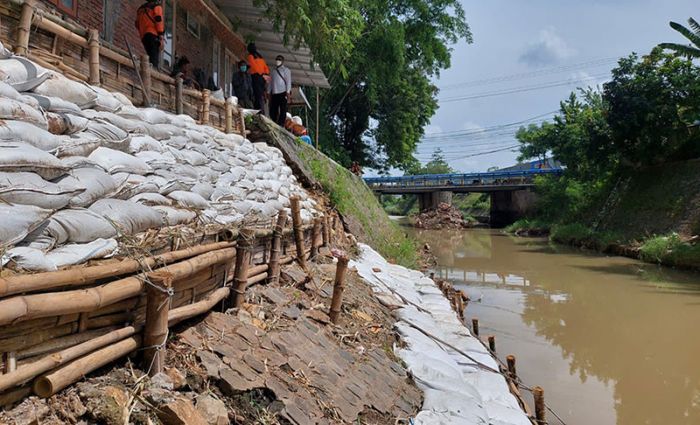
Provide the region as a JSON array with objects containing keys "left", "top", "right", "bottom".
[{"left": 658, "top": 18, "right": 700, "bottom": 58}]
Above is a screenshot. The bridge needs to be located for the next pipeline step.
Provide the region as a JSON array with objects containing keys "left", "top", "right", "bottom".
[{"left": 364, "top": 168, "right": 563, "bottom": 226}]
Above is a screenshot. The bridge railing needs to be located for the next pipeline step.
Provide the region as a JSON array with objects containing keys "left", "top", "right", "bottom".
[{"left": 364, "top": 169, "right": 563, "bottom": 188}]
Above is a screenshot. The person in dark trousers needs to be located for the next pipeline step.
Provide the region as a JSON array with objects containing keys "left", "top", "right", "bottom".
[
  {"left": 232, "top": 60, "right": 254, "bottom": 109},
  {"left": 246, "top": 42, "right": 269, "bottom": 111},
  {"left": 170, "top": 56, "right": 199, "bottom": 89},
  {"left": 135, "top": 0, "right": 165, "bottom": 68},
  {"left": 268, "top": 55, "right": 292, "bottom": 126}
]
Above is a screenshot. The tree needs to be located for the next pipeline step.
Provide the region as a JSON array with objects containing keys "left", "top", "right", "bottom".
[
  {"left": 658, "top": 18, "right": 700, "bottom": 58},
  {"left": 406, "top": 148, "right": 454, "bottom": 175}
]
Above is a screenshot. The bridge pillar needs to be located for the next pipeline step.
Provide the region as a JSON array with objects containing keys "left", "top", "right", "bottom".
[
  {"left": 490, "top": 189, "right": 537, "bottom": 227},
  {"left": 418, "top": 191, "right": 453, "bottom": 212}
]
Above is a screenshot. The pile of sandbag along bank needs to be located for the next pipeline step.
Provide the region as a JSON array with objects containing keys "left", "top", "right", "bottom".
[{"left": 0, "top": 42, "right": 319, "bottom": 272}]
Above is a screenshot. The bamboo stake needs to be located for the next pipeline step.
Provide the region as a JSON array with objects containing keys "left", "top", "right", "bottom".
[
  {"left": 311, "top": 218, "right": 322, "bottom": 259},
  {"left": 329, "top": 255, "right": 349, "bottom": 324},
  {"left": 201, "top": 89, "right": 211, "bottom": 125},
  {"left": 140, "top": 54, "right": 151, "bottom": 106},
  {"left": 533, "top": 386, "right": 546, "bottom": 424},
  {"left": 506, "top": 355, "right": 517, "bottom": 379},
  {"left": 472, "top": 318, "right": 479, "bottom": 336},
  {"left": 34, "top": 335, "right": 142, "bottom": 398},
  {"left": 16, "top": 0, "right": 34, "bottom": 56},
  {"left": 175, "top": 75, "right": 183, "bottom": 115},
  {"left": 225, "top": 98, "right": 233, "bottom": 133},
  {"left": 268, "top": 211, "right": 287, "bottom": 285},
  {"left": 290, "top": 196, "right": 307, "bottom": 269},
  {"left": 231, "top": 229, "right": 254, "bottom": 308},
  {"left": 87, "top": 29, "right": 100, "bottom": 85},
  {"left": 321, "top": 216, "right": 330, "bottom": 247},
  {"left": 142, "top": 272, "right": 172, "bottom": 376},
  {"left": 488, "top": 335, "right": 496, "bottom": 352},
  {"left": 0, "top": 241, "right": 234, "bottom": 298}
]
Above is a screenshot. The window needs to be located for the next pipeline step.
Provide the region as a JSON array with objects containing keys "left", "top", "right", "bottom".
[
  {"left": 223, "top": 50, "right": 234, "bottom": 96},
  {"left": 50, "top": 0, "right": 78, "bottom": 15},
  {"left": 186, "top": 12, "right": 200, "bottom": 38},
  {"left": 211, "top": 39, "right": 221, "bottom": 89},
  {"left": 162, "top": 0, "right": 176, "bottom": 69},
  {"left": 102, "top": 0, "right": 115, "bottom": 43}
]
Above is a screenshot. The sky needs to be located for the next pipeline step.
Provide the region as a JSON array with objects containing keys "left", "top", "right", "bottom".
[{"left": 415, "top": 0, "right": 699, "bottom": 173}]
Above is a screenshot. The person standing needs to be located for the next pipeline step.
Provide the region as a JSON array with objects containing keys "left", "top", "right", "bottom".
[
  {"left": 246, "top": 43, "right": 269, "bottom": 111},
  {"left": 268, "top": 55, "right": 292, "bottom": 127},
  {"left": 232, "top": 60, "right": 254, "bottom": 108},
  {"left": 135, "top": 0, "right": 165, "bottom": 68}
]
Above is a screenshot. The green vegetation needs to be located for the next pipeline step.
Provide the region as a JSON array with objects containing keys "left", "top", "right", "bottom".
[
  {"left": 511, "top": 18, "right": 700, "bottom": 269},
  {"left": 658, "top": 17, "right": 700, "bottom": 58},
  {"left": 296, "top": 143, "right": 418, "bottom": 267}
]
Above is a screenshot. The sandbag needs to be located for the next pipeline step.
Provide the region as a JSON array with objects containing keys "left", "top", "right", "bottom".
[
  {"left": 25, "top": 93, "right": 83, "bottom": 115},
  {"left": 55, "top": 134, "right": 101, "bottom": 157},
  {"left": 89, "top": 199, "right": 163, "bottom": 234},
  {"left": 0, "top": 120, "right": 62, "bottom": 151},
  {"left": 60, "top": 156, "right": 105, "bottom": 171},
  {"left": 191, "top": 182, "right": 215, "bottom": 200},
  {"left": 133, "top": 107, "right": 169, "bottom": 124},
  {"left": 112, "top": 173, "right": 160, "bottom": 200},
  {"left": 92, "top": 86, "right": 123, "bottom": 113},
  {"left": 32, "top": 72, "right": 97, "bottom": 108},
  {"left": 84, "top": 120, "right": 131, "bottom": 151},
  {"left": 0, "top": 203, "right": 52, "bottom": 247},
  {"left": 2, "top": 247, "right": 57, "bottom": 272},
  {"left": 167, "top": 190, "right": 209, "bottom": 210},
  {"left": 112, "top": 92, "right": 133, "bottom": 107},
  {"left": 146, "top": 123, "right": 184, "bottom": 140},
  {"left": 129, "top": 135, "right": 165, "bottom": 153},
  {"left": 46, "top": 113, "right": 89, "bottom": 135},
  {"left": 0, "top": 142, "right": 68, "bottom": 179},
  {"left": 129, "top": 192, "right": 171, "bottom": 206},
  {"left": 163, "top": 136, "right": 188, "bottom": 149},
  {"left": 88, "top": 147, "right": 152, "bottom": 175},
  {"left": 57, "top": 167, "right": 119, "bottom": 207},
  {"left": 47, "top": 238, "right": 119, "bottom": 269},
  {"left": 0, "top": 171, "right": 85, "bottom": 209},
  {"left": 82, "top": 110, "right": 149, "bottom": 134},
  {"left": 0, "top": 80, "right": 22, "bottom": 100},
  {"left": 28, "top": 208, "right": 117, "bottom": 249},
  {"left": 152, "top": 206, "right": 197, "bottom": 226},
  {"left": 0, "top": 56, "right": 50, "bottom": 91}
]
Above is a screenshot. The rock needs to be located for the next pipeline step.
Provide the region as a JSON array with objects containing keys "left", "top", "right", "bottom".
[
  {"left": 195, "top": 395, "right": 229, "bottom": 425},
  {"left": 197, "top": 350, "right": 223, "bottom": 379},
  {"left": 164, "top": 367, "right": 187, "bottom": 390},
  {"left": 151, "top": 372, "right": 174, "bottom": 390},
  {"left": 88, "top": 386, "right": 129, "bottom": 425},
  {"left": 157, "top": 397, "right": 208, "bottom": 425}
]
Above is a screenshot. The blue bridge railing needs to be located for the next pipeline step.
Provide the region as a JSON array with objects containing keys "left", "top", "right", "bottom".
[{"left": 364, "top": 168, "right": 563, "bottom": 189}]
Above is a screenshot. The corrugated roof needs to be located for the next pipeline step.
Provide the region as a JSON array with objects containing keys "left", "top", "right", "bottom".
[{"left": 211, "top": 0, "right": 330, "bottom": 88}]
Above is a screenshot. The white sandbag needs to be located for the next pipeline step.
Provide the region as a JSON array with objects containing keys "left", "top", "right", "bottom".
[
  {"left": 211, "top": 186, "right": 247, "bottom": 203},
  {"left": 55, "top": 134, "right": 101, "bottom": 157},
  {"left": 166, "top": 114, "right": 196, "bottom": 127},
  {"left": 145, "top": 123, "right": 184, "bottom": 141},
  {"left": 92, "top": 86, "right": 122, "bottom": 113},
  {"left": 2, "top": 247, "right": 57, "bottom": 272},
  {"left": 190, "top": 182, "right": 215, "bottom": 200},
  {"left": 0, "top": 142, "right": 68, "bottom": 179},
  {"left": 88, "top": 147, "right": 152, "bottom": 175},
  {"left": 46, "top": 238, "right": 118, "bottom": 269},
  {"left": 0, "top": 171, "right": 85, "bottom": 209},
  {"left": 195, "top": 166, "right": 219, "bottom": 183},
  {"left": 112, "top": 173, "right": 160, "bottom": 199},
  {"left": 0, "top": 203, "right": 52, "bottom": 247},
  {"left": 39, "top": 209, "right": 117, "bottom": 248},
  {"left": 230, "top": 200, "right": 253, "bottom": 215},
  {"left": 169, "top": 164, "right": 200, "bottom": 180},
  {"left": 0, "top": 81, "right": 22, "bottom": 100},
  {"left": 57, "top": 167, "right": 119, "bottom": 207},
  {"left": 135, "top": 108, "right": 169, "bottom": 124},
  {"left": 25, "top": 93, "right": 83, "bottom": 114},
  {"left": 152, "top": 206, "right": 197, "bottom": 226},
  {"left": 158, "top": 179, "right": 194, "bottom": 196},
  {"left": 89, "top": 199, "right": 163, "bottom": 234},
  {"left": 84, "top": 120, "right": 131, "bottom": 151},
  {"left": 129, "top": 192, "right": 171, "bottom": 206},
  {"left": 167, "top": 190, "right": 209, "bottom": 210},
  {"left": 46, "top": 113, "right": 90, "bottom": 135},
  {"left": 129, "top": 135, "right": 164, "bottom": 153},
  {"left": 135, "top": 151, "right": 176, "bottom": 169},
  {"left": 0, "top": 56, "right": 50, "bottom": 91},
  {"left": 61, "top": 156, "right": 105, "bottom": 171},
  {"left": 0, "top": 42, "right": 12, "bottom": 59},
  {"left": 112, "top": 92, "right": 133, "bottom": 107},
  {"left": 32, "top": 72, "right": 97, "bottom": 108},
  {"left": 183, "top": 129, "right": 211, "bottom": 145},
  {"left": 163, "top": 136, "right": 188, "bottom": 149},
  {"left": 0, "top": 120, "right": 62, "bottom": 151},
  {"left": 213, "top": 213, "right": 245, "bottom": 226},
  {"left": 83, "top": 110, "right": 149, "bottom": 134}
]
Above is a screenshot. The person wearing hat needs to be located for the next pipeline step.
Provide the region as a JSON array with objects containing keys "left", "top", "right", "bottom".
[{"left": 268, "top": 55, "right": 292, "bottom": 126}]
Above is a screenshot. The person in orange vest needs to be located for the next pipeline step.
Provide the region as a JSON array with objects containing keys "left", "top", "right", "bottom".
[
  {"left": 246, "top": 42, "right": 270, "bottom": 111},
  {"left": 135, "top": 0, "right": 165, "bottom": 68}
]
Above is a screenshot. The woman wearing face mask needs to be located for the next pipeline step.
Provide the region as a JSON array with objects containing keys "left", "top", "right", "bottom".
[
  {"left": 232, "top": 60, "right": 254, "bottom": 109},
  {"left": 268, "top": 55, "right": 292, "bottom": 127},
  {"left": 246, "top": 42, "right": 269, "bottom": 111}
]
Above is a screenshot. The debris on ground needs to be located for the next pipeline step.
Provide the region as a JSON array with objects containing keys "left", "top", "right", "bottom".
[{"left": 412, "top": 203, "right": 475, "bottom": 230}]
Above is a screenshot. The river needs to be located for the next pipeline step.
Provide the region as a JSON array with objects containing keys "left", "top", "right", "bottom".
[{"left": 410, "top": 228, "right": 700, "bottom": 425}]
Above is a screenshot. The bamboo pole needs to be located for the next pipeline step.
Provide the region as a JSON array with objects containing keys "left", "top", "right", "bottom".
[
  {"left": 87, "top": 29, "right": 100, "bottom": 85},
  {"left": 168, "top": 287, "right": 229, "bottom": 326},
  {"left": 311, "top": 218, "right": 322, "bottom": 259},
  {"left": 34, "top": 335, "right": 142, "bottom": 398},
  {"left": 533, "top": 386, "right": 546, "bottom": 424},
  {"left": 16, "top": 0, "right": 35, "bottom": 56},
  {"left": 268, "top": 211, "right": 287, "bottom": 285},
  {"left": 246, "top": 272, "right": 268, "bottom": 287},
  {"left": 321, "top": 216, "right": 329, "bottom": 247},
  {"left": 290, "top": 196, "right": 307, "bottom": 269},
  {"left": 231, "top": 229, "right": 254, "bottom": 308},
  {"left": 142, "top": 272, "right": 172, "bottom": 376},
  {"left": 201, "top": 89, "right": 211, "bottom": 125},
  {"left": 175, "top": 75, "right": 184, "bottom": 115},
  {"left": 140, "top": 54, "right": 152, "bottom": 106},
  {"left": 471, "top": 318, "right": 479, "bottom": 336},
  {"left": 488, "top": 335, "right": 496, "bottom": 352},
  {"left": 17, "top": 328, "right": 117, "bottom": 361},
  {"left": 247, "top": 264, "right": 268, "bottom": 278},
  {"left": 329, "top": 254, "right": 349, "bottom": 324},
  {"left": 2, "top": 352, "right": 17, "bottom": 373},
  {"left": 0, "top": 248, "right": 235, "bottom": 326},
  {"left": 0, "top": 386, "right": 31, "bottom": 408},
  {"left": 506, "top": 355, "right": 517, "bottom": 379},
  {"left": 225, "top": 98, "right": 233, "bottom": 133},
  {"left": 0, "top": 241, "right": 234, "bottom": 298}
]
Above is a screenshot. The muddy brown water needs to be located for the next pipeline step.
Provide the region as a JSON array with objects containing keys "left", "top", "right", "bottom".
[{"left": 411, "top": 228, "right": 700, "bottom": 425}]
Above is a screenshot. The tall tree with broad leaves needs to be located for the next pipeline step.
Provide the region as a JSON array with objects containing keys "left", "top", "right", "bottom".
[{"left": 658, "top": 17, "right": 700, "bottom": 58}]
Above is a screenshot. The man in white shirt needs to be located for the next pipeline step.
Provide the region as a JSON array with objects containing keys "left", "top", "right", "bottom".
[{"left": 267, "top": 55, "right": 292, "bottom": 126}]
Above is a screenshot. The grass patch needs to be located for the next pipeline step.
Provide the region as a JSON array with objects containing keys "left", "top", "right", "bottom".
[{"left": 505, "top": 218, "right": 552, "bottom": 234}]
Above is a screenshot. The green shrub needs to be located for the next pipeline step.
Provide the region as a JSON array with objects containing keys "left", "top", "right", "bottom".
[
  {"left": 640, "top": 233, "right": 683, "bottom": 264},
  {"left": 550, "top": 223, "right": 594, "bottom": 244}
]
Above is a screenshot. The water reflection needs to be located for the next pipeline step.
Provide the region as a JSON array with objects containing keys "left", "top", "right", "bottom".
[{"left": 412, "top": 228, "right": 700, "bottom": 425}]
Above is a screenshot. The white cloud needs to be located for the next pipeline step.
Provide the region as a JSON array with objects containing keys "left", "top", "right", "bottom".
[{"left": 519, "top": 28, "right": 575, "bottom": 67}]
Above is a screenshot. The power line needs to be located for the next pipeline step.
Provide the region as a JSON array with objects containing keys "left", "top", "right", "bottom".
[{"left": 421, "top": 110, "right": 558, "bottom": 140}]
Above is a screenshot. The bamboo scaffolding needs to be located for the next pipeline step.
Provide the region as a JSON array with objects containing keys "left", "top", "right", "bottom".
[
  {"left": 142, "top": 272, "right": 172, "bottom": 376},
  {"left": 232, "top": 229, "right": 254, "bottom": 308},
  {"left": 329, "top": 255, "right": 349, "bottom": 324},
  {"left": 268, "top": 211, "right": 287, "bottom": 285},
  {"left": 290, "top": 196, "right": 307, "bottom": 269}
]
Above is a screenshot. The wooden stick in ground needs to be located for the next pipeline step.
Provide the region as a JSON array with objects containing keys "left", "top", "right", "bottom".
[
  {"left": 34, "top": 335, "right": 142, "bottom": 398},
  {"left": 142, "top": 271, "right": 172, "bottom": 376},
  {"left": 488, "top": 335, "right": 496, "bottom": 352},
  {"left": 311, "top": 218, "right": 322, "bottom": 259},
  {"left": 506, "top": 355, "right": 517, "bottom": 379},
  {"left": 322, "top": 216, "right": 330, "bottom": 247},
  {"left": 231, "top": 228, "right": 255, "bottom": 308},
  {"left": 175, "top": 75, "right": 184, "bottom": 115},
  {"left": 268, "top": 211, "right": 287, "bottom": 285},
  {"left": 329, "top": 255, "right": 350, "bottom": 324},
  {"left": 533, "top": 386, "right": 546, "bottom": 424},
  {"left": 472, "top": 318, "right": 479, "bottom": 336},
  {"left": 290, "top": 196, "right": 307, "bottom": 269}
]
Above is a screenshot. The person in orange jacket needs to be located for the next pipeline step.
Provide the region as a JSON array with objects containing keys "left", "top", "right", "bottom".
[
  {"left": 246, "top": 42, "right": 269, "bottom": 111},
  {"left": 135, "top": 0, "right": 165, "bottom": 68}
]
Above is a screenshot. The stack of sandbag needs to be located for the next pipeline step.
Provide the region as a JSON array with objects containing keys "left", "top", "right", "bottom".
[{"left": 0, "top": 41, "right": 319, "bottom": 272}]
